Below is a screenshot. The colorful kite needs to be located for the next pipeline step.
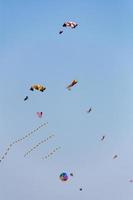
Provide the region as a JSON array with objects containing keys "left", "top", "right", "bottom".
[
  {"left": 63, "top": 21, "right": 78, "bottom": 29},
  {"left": 66, "top": 80, "right": 78, "bottom": 90},
  {"left": 30, "top": 84, "right": 46, "bottom": 92},
  {"left": 60, "top": 172, "right": 69, "bottom": 181},
  {"left": 36, "top": 112, "right": 43, "bottom": 118}
]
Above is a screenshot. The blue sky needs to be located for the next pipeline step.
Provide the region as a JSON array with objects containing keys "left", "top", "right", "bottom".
[{"left": 1, "top": 0, "right": 133, "bottom": 199}]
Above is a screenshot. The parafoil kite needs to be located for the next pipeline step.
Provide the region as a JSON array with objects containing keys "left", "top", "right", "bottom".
[
  {"left": 63, "top": 21, "right": 78, "bottom": 29},
  {"left": 66, "top": 80, "right": 78, "bottom": 90},
  {"left": 36, "top": 112, "right": 43, "bottom": 118},
  {"left": 30, "top": 84, "right": 46, "bottom": 92},
  {"left": 60, "top": 172, "right": 68, "bottom": 181},
  {"left": 59, "top": 21, "right": 78, "bottom": 35}
]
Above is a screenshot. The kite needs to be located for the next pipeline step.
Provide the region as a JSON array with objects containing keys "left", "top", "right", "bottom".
[
  {"left": 63, "top": 21, "right": 78, "bottom": 29},
  {"left": 30, "top": 84, "right": 46, "bottom": 92},
  {"left": 59, "top": 30, "right": 63, "bottom": 34},
  {"left": 36, "top": 112, "right": 43, "bottom": 118},
  {"left": 42, "top": 146, "right": 61, "bottom": 160},
  {"left": 86, "top": 108, "right": 92, "bottom": 113},
  {"left": 24, "top": 134, "right": 55, "bottom": 157},
  {"left": 70, "top": 173, "right": 74, "bottom": 177},
  {"left": 113, "top": 155, "right": 118, "bottom": 159},
  {"left": 79, "top": 188, "right": 83, "bottom": 191},
  {"left": 66, "top": 80, "right": 78, "bottom": 90},
  {"left": 59, "top": 172, "right": 68, "bottom": 181},
  {"left": 101, "top": 135, "right": 106, "bottom": 141},
  {"left": 129, "top": 179, "right": 133, "bottom": 183},
  {"left": 0, "top": 122, "right": 48, "bottom": 163},
  {"left": 24, "top": 96, "right": 28, "bottom": 101},
  {"left": 59, "top": 21, "right": 78, "bottom": 35}
]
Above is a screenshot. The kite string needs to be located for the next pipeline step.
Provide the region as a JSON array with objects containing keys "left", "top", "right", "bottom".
[
  {"left": 24, "top": 134, "right": 55, "bottom": 157},
  {"left": 0, "top": 122, "right": 48, "bottom": 163}
]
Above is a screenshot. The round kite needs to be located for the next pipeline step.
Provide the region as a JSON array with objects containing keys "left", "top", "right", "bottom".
[{"left": 59, "top": 172, "right": 68, "bottom": 182}]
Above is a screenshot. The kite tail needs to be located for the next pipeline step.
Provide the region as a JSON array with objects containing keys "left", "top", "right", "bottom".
[
  {"left": 0, "top": 144, "right": 13, "bottom": 163},
  {"left": 0, "top": 122, "right": 48, "bottom": 163},
  {"left": 24, "top": 134, "right": 55, "bottom": 157},
  {"left": 42, "top": 146, "right": 61, "bottom": 160}
]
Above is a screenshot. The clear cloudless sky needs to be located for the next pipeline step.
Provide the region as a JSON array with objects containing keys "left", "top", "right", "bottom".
[{"left": 0, "top": 0, "right": 133, "bottom": 199}]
